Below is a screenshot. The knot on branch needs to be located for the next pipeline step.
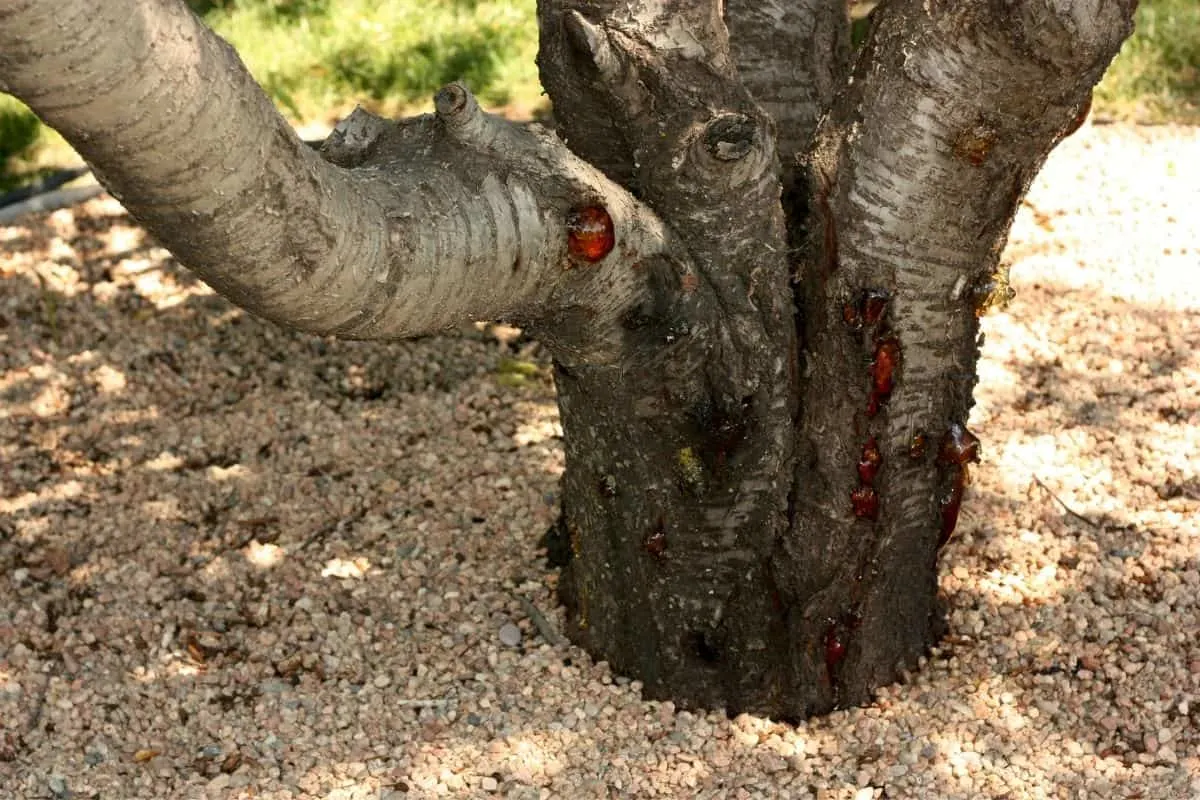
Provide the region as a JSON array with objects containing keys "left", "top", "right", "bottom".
[
  {"left": 678, "top": 112, "right": 777, "bottom": 192},
  {"left": 702, "top": 113, "right": 758, "bottom": 162},
  {"left": 321, "top": 106, "right": 389, "bottom": 168}
]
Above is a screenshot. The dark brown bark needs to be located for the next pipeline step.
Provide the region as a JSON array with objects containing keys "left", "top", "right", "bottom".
[
  {"left": 539, "top": 0, "right": 1134, "bottom": 717},
  {"left": 537, "top": 0, "right": 802, "bottom": 713}
]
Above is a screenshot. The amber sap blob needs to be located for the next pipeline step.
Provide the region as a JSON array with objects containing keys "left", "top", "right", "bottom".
[
  {"left": 857, "top": 437, "right": 882, "bottom": 486},
  {"left": 643, "top": 520, "right": 667, "bottom": 557},
  {"left": 861, "top": 289, "right": 889, "bottom": 326},
  {"left": 824, "top": 625, "right": 848, "bottom": 673},
  {"left": 850, "top": 486, "right": 880, "bottom": 520},
  {"left": 867, "top": 338, "right": 901, "bottom": 417},
  {"left": 566, "top": 206, "right": 615, "bottom": 262},
  {"left": 938, "top": 423, "right": 980, "bottom": 466}
]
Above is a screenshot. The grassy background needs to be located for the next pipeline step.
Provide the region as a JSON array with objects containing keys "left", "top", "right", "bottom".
[
  {"left": 192, "top": 0, "right": 542, "bottom": 122},
  {"left": 0, "top": 0, "right": 542, "bottom": 190},
  {"left": 1094, "top": 0, "right": 1200, "bottom": 123},
  {"left": 2, "top": 0, "right": 1197, "bottom": 189}
]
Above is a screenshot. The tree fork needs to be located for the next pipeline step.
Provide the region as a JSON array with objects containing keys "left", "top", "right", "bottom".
[
  {"left": 0, "top": 1, "right": 674, "bottom": 353},
  {"left": 725, "top": 0, "right": 851, "bottom": 259},
  {"left": 540, "top": 0, "right": 1134, "bottom": 717}
]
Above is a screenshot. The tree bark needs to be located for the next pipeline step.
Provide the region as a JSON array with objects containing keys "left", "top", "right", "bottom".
[
  {"left": 725, "top": 0, "right": 850, "bottom": 202},
  {"left": 782, "top": 0, "right": 1135, "bottom": 709},
  {"left": 1, "top": 0, "right": 1135, "bottom": 718},
  {"left": 539, "top": 0, "right": 1133, "bottom": 717}
]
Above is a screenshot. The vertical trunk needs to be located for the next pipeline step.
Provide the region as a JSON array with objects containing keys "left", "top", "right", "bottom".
[
  {"left": 781, "top": 0, "right": 1135, "bottom": 708},
  {"left": 537, "top": 1, "right": 803, "bottom": 713},
  {"left": 725, "top": 0, "right": 849, "bottom": 171},
  {"left": 539, "top": 0, "right": 1133, "bottom": 718}
]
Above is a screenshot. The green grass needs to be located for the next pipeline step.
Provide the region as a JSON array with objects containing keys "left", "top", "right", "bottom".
[
  {"left": 0, "top": 94, "right": 65, "bottom": 191},
  {"left": 1, "top": 0, "right": 1196, "bottom": 188},
  {"left": 0, "top": 94, "right": 40, "bottom": 164},
  {"left": 1094, "top": 0, "right": 1200, "bottom": 123},
  {"left": 194, "top": 0, "right": 542, "bottom": 123}
]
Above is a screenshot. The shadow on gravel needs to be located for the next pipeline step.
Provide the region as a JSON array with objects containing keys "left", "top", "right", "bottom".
[{"left": 2, "top": 199, "right": 1197, "bottom": 798}]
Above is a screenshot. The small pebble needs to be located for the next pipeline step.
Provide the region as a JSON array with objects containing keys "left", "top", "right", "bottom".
[
  {"left": 498, "top": 622, "right": 522, "bottom": 648},
  {"left": 47, "top": 776, "right": 68, "bottom": 799}
]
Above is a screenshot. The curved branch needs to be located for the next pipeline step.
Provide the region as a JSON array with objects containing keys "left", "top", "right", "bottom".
[{"left": 0, "top": 0, "right": 670, "bottom": 361}]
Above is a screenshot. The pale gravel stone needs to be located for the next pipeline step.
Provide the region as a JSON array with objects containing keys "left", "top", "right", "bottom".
[
  {"left": 0, "top": 123, "right": 1197, "bottom": 799},
  {"left": 498, "top": 622, "right": 523, "bottom": 648}
]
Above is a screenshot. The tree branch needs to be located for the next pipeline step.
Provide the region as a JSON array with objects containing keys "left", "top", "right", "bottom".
[{"left": 0, "top": 0, "right": 671, "bottom": 361}]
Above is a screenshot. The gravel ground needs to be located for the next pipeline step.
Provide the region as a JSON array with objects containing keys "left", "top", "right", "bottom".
[{"left": 1, "top": 122, "right": 1198, "bottom": 799}]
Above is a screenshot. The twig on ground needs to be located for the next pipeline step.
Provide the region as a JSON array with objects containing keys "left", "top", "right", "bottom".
[
  {"left": 25, "top": 660, "right": 62, "bottom": 735},
  {"left": 0, "top": 185, "right": 104, "bottom": 224},
  {"left": 0, "top": 167, "right": 89, "bottom": 208},
  {"left": 392, "top": 698, "right": 455, "bottom": 709},
  {"left": 1033, "top": 475, "right": 1100, "bottom": 528},
  {"left": 298, "top": 508, "right": 366, "bottom": 551},
  {"left": 517, "top": 595, "right": 567, "bottom": 647}
]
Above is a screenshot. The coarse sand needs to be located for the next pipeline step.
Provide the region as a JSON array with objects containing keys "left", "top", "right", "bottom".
[{"left": 1, "top": 122, "right": 1198, "bottom": 799}]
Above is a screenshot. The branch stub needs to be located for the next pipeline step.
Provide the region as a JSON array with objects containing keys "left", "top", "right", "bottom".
[
  {"left": 435, "top": 83, "right": 469, "bottom": 118},
  {"left": 703, "top": 114, "right": 757, "bottom": 162}
]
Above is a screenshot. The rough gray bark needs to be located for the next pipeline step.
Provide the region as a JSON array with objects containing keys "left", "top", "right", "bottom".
[
  {"left": 725, "top": 0, "right": 850, "bottom": 186},
  {"left": 0, "top": 0, "right": 1135, "bottom": 717},
  {"left": 784, "top": 0, "right": 1132, "bottom": 706}
]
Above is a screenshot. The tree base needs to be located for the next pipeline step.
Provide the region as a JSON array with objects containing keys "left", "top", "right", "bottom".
[{"left": 542, "top": 511, "right": 947, "bottom": 720}]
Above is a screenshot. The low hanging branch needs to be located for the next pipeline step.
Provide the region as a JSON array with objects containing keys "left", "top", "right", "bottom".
[{"left": 0, "top": 0, "right": 675, "bottom": 362}]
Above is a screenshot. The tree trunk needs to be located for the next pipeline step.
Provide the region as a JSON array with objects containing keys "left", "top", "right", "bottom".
[
  {"left": 0, "top": 0, "right": 1135, "bottom": 718},
  {"left": 536, "top": 0, "right": 1133, "bottom": 717}
]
